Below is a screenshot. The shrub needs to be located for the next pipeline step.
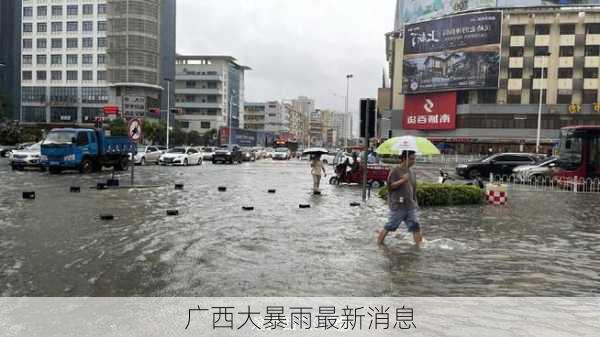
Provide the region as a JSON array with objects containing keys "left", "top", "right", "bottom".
[{"left": 379, "top": 183, "right": 484, "bottom": 207}]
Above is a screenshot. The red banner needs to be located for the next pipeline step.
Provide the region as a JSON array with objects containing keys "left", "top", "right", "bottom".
[{"left": 403, "top": 92, "right": 456, "bottom": 130}]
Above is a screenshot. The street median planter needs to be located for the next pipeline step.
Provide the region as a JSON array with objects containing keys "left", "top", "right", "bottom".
[{"left": 378, "top": 183, "right": 484, "bottom": 207}]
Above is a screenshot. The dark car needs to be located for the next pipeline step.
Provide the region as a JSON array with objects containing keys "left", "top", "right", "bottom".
[
  {"left": 241, "top": 147, "right": 256, "bottom": 162},
  {"left": 212, "top": 144, "right": 243, "bottom": 164},
  {"left": 456, "top": 153, "right": 542, "bottom": 179}
]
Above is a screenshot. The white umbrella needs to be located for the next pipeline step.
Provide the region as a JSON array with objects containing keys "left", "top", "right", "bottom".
[{"left": 302, "top": 147, "right": 329, "bottom": 155}]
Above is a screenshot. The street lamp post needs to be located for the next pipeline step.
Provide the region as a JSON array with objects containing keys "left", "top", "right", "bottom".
[
  {"left": 536, "top": 53, "right": 550, "bottom": 154},
  {"left": 345, "top": 74, "right": 353, "bottom": 147},
  {"left": 165, "top": 79, "right": 172, "bottom": 149}
]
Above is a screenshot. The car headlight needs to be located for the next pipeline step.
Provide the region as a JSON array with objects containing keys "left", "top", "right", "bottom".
[
  {"left": 226, "top": 152, "right": 231, "bottom": 155},
  {"left": 64, "top": 154, "right": 75, "bottom": 161},
  {"left": 457, "top": 164, "right": 468, "bottom": 169}
]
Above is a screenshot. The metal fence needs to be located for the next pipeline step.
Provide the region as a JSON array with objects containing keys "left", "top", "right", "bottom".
[{"left": 489, "top": 174, "right": 600, "bottom": 194}]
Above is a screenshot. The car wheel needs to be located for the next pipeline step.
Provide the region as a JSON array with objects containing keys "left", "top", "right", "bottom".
[
  {"left": 49, "top": 166, "right": 62, "bottom": 174},
  {"left": 184, "top": 158, "right": 188, "bottom": 166},
  {"left": 197, "top": 158, "right": 202, "bottom": 165},
  {"left": 467, "top": 169, "right": 481, "bottom": 179},
  {"left": 530, "top": 174, "right": 545, "bottom": 185},
  {"left": 140, "top": 157, "right": 145, "bottom": 166},
  {"left": 79, "top": 158, "right": 94, "bottom": 174},
  {"left": 369, "top": 180, "right": 383, "bottom": 188},
  {"left": 329, "top": 177, "right": 338, "bottom": 185}
]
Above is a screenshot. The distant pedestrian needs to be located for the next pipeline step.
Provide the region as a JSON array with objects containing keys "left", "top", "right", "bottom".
[
  {"left": 377, "top": 150, "right": 423, "bottom": 247},
  {"left": 310, "top": 154, "right": 326, "bottom": 192}
]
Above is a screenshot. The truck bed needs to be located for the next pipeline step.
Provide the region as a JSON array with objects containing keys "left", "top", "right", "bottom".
[{"left": 101, "top": 136, "right": 137, "bottom": 155}]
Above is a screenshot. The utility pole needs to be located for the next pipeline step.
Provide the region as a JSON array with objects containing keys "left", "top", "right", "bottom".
[{"left": 345, "top": 74, "right": 353, "bottom": 148}]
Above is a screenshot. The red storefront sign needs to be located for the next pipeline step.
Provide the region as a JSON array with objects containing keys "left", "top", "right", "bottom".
[
  {"left": 403, "top": 92, "right": 457, "bottom": 130},
  {"left": 103, "top": 105, "right": 119, "bottom": 115}
]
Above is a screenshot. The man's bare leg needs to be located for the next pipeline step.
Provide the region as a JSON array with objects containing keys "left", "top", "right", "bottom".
[
  {"left": 413, "top": 230, "right": 423, "bottom": 248},
  {"left": 377, "top": 229, "right": 389, "bottom": 245}
]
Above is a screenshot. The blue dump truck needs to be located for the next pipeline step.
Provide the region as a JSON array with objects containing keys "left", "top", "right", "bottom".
[{"left": 41, "top": 128, "right": 136, "bottom": 174}]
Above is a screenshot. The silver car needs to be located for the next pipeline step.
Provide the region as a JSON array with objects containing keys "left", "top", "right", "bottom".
[
  {"left": 9, "top": 142, "right": 44, "bottom": 170},
  {"left": 134, "top": 145, "right": 164, "bottom": 165},
  {"left": 513, "top": 157, "right": 558, "bottom": 183}
]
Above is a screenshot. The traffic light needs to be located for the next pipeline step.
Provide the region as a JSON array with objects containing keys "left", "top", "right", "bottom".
[{"left": 360, "top": 98, "right": 376, "bottom": 138}]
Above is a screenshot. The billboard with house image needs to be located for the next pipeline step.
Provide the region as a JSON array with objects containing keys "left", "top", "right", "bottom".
[{"left": 402, "top": 11, "right": 501, "bottom": 94}]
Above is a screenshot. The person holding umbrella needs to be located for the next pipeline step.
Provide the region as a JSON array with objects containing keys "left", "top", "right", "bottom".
[
  {"left": 303, "top": 148, "right": 328, "bottom": 192},
  {"left": 375, "top": 136, "right": 440, "bottom": 247}
]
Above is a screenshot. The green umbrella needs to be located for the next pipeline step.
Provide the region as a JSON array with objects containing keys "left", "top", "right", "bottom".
[{"left": 376, "top": 136, "right": 440, "bottom": 156}]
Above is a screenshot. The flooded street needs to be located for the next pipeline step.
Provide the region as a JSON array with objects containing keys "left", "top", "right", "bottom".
[{"left": 1, "top": 158, "right": 599, "bottom": 296}]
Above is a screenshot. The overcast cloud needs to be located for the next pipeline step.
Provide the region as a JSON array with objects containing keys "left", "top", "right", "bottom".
[{"left": 176, "top": 0, "right": 396, "bottom": 124}]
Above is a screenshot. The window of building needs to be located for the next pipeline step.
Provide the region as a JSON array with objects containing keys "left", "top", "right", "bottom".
[
  {"left": 82, "top": 21, "right": 93, "bottom": 32},
  {"left": 51, "top": 71, "right": 62, "bottom": 81},
  {"left": 558, "top": 68, "right": 573, "bottom": 78},
  {"left": 23, "top": 39, "right": 32, "bottom": 49},
  {"left": 37, "top": 6, "right": 47, "bottom": 17},
  {"left": 37, "top": 39, "right": 47, "bottom": 49},
  {"left": 179, "top": 121, "right": 190, "bottom": 128},
  {"left": 477, "top": 90, "right": 497, "bottom": 104},
  {"left": 23, "top": 23, "right": 33, "bottom": 33},
  {"left": 83, "top": 4, "right": 93, "bottom": 15},
  {"left": 36, "top": 71, "right": 47, "bottom": 81},
  {"left": 509, "top": 68, "right": 523, "bottom": 78},
  {"left": 507, "top": 92, "right": 521, "bottom": 104},
  {"left": 37, "top": 23, "right": 47, "bottom": 33},
  {"left": 186, "top": 81, "right": 196, "bottom": 88},
  {"left": 66, "top": 38, "right": 78, "bottom": 48},
  {"left": 51, "top": 54, "right": 62, "bottom": 65},
  {"left": 583, "top": 90, "right": 598, "bottom": 104},
  {"left": 36, "top": 55, "right": 46, "bottom": 65},
  {"left": 66, "top": 5, "right": 78, "bottom": 16},
  {"left": 97, "top": 54, "right": 106, "bottom": 64},
  {"left": 532, "top": 67, "right": 548, "bottom": 79},
  {"left": 584, "top": 67, "right": 599, "bottom": 78},
  {"left": 82, "top": 108, "right": 103, "bottom": 123},
  {"left": 97, "top": 21, "right": 106, "bottom": 32},
  {"left": 66, "top": 71, "right": 78, "bottom": 81},
  {"left": 81, "top": 87, "right": 108, "bottom": 103},
  {"left": 82, "top": 38, "right": 93, "bottom": 48},
  {"left": 22, "top": 71, "right": 32, "bottom": 81},
  {"left": 510, "top": 25, "right": 525, "bottom": 36},
  {"left": 97, "top": 37, "right": 106, "bottom": 48},
  {"left": 67, "top": 54, "right": 78, "bottom": 65},
  {"left": 559, "top": 46, "right": 574, "bottom": 57},
  {"left": 557, "top": 94, "right": 572, "bottom": 104},
  {"left": 533, "top": 46, "right": 549, "bottom": 56},
  {"left": 51, "top": 5, "right": 62, "bottom": 16},
  {"left": 22, "top": 55, "right": 32, "bottom": 65},
  {"left": 51, "top": 107, "right": 78, "bottom": 123},
  {"left": 530, "top": 90, "right": 547, "bottom": 104},
  {"left": 98, "top": 4, "right": 107, "bottom": 14},
  {"left": 51, "top": 22, "right": 62, "bottom": 32},
  {"left": 535, "top": 24, "right": 550, "bottom": 35},
  {"left": 97, "top": 71, "right": 106, "bottom": 81},
  {"left": 23, "top": 7, "right": 33, "bottom": 17},
  {"left": 456, "top": 91, "right": 469, "bottom": 105},
  {"left": 560, "top": 24, "right": 575, "bottom": 35},
  {"left": 82, "top": 54, "right": 93, "bottom": 64},
  {"left": 51, "top": 38, "right": 62, "bottom": 49},
  {"left": 67, "top": 21, "right": 78, "bottom": 32},
  {"left": 201, "top": 122, "right": 211, "bottom": 129},
  {"left": 585, "top": 45, "right": 600, "bottom": 56},
  {"left": 586, "top": 23, "right": 600, "bottom": 34},
  {"left": 509, "top": 47, "right": 524, "bottom": 57},
  {"left": 23, "top": 107, "right": 47, "bottom": 122},
  {"left": 82, "top": 71, "right": 93, "bottom": 81}
]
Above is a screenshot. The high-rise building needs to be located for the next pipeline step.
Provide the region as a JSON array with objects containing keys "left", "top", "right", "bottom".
[
  {"left": 174, "top": 55, "right": 250, "bottom": 134},
  {"left": 0, "top": 0, "right": 22, "bottom": 121},
  {"left": 291, "top": 96, "right": 315, "bottom": 118},
  {"left": 264, "top": 101, "right": 288, "bottom": 133},
  {"left": 244, "top": 102, "right": 266, "bottom": 130},
  {"left": 332, "top": 112, "right": 350, "bottom": 145},
  {"left": 20, "top": 0, "right": 175, "bottom": 125}
]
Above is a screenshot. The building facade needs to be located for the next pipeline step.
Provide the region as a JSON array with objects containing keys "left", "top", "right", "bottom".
[
  {"left": 174, "top": 55, "right": 250, "bottom": 134},
  {"left": 291, "top": 96, "right": 315, "bottom": 118},
  {"left": 264, "top": 101, "right": 288, "bottom": 133},
  {"left": 286, "top": 103, "right": 309, "bottom": 145},
  {"left": 20, "top": 0, "right": 174, "bottom": 125},
  {"left": 244, "top": 102, "right": 266, "bottom": 130},
  {"left": 389, "top": 2, "right": 600, "bottom": 153},
  {"left": 0, "top": 0, "right": 22, "bottom": 121},
  {"left": 332, "top": 112, "right": 351, "bottom": 146}
]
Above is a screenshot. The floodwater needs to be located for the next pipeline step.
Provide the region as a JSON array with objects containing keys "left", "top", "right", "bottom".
[{"left": 0, "top": 158, "right": 599, "bottom": 296}]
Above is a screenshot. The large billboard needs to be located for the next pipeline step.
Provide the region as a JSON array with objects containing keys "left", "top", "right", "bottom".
[
  {"left": 403, "top": 92, "right": 457, "bottom": 130},
  {"left": 402, "top": 12, "right": 501, "bottom": 94}
]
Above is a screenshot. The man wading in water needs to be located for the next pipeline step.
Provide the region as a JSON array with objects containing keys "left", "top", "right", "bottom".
[{"left": 377, "top": 150, "right": 423, "bottom": 247}]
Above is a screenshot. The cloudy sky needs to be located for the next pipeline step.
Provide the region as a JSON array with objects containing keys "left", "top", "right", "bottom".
[{"left": 176, "top": 0, "right": 397, "bottom": 120}]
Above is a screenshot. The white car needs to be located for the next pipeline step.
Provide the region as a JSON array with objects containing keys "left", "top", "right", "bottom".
[
  {"left": 134, "top": 145, "right": 165, "bottom": 165},
  {"left": 272, "top": 147, "right": 290, "bottom": 160},
  {"left": 159, "top": 147, "right": 203, "bottom": 166},
  {"left": 9, "top": 142, "right": 44, "bottom": 170},
  {"left": 513, "top": 157, "right": 557, "bottom": 183}
]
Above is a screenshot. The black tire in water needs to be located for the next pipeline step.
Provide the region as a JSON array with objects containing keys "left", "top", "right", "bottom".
[
  {"left": 467, "top": 169, "right": 481, "bottom": 179},
  {"left": 49, "top": 166, "right": 62, "bottom": 174},
  {"left": 79, "top": 158, "right": 94, "bottom": 174},
  {"left": 329, "top": 177, "right": 338, "bottom": 185}
]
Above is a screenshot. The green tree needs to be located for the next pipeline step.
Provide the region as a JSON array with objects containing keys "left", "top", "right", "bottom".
[
  {"left": 187, "top": 130, "right": 202, "bottom": 146},
  {"left": 106, "top": 117, "right": 128, "bottom": 136}
]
